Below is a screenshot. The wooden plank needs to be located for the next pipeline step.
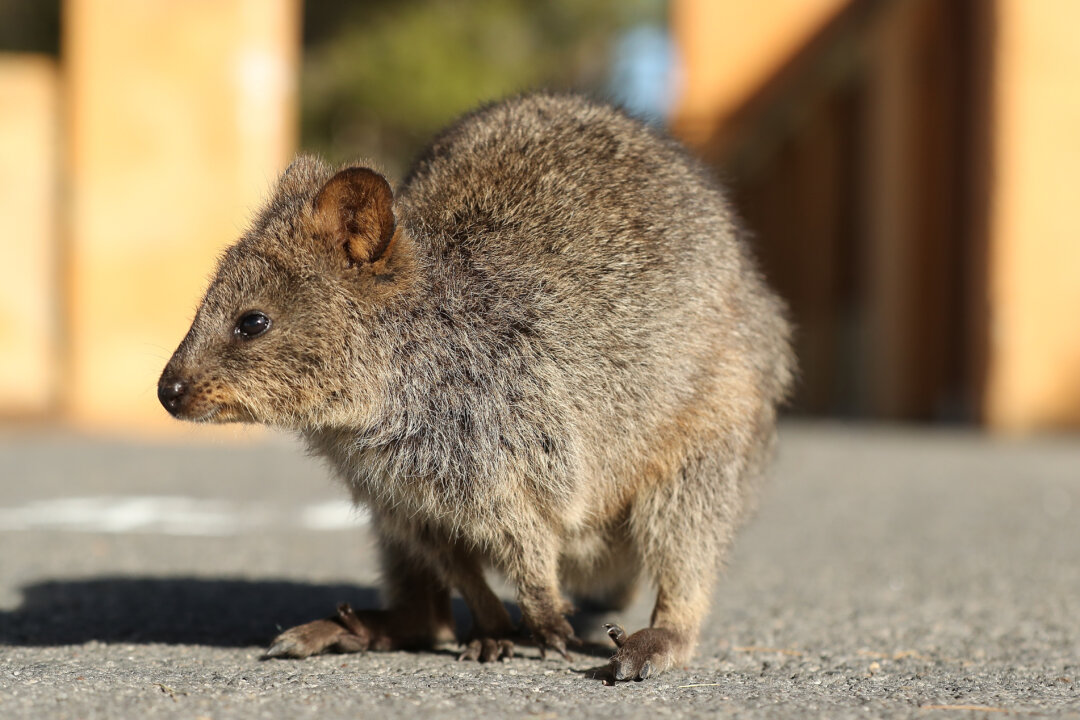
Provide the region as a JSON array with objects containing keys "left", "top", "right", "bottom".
[
  {"left": 858, "top": 0, "right": 967, "bottom": 419},
  {"left": 0, "top": 56, "right": 59, "bottom": 419},
  {"left": 983, "top": 0, "right": 1080, "bottom": 430}
]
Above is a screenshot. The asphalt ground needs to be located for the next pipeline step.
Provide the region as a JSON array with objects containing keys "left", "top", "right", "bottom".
[{"left": 0, "top": 422, "right": 1078, "bottom": 719}]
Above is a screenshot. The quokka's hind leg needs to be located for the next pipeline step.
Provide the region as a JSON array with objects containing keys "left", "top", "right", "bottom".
[
  {"left": 265, "top": 535, "right": 455, "bottom": 658},
  {"left": 373, "top": 517, "right": 518, "bottom": 663},
  {"left": 606, "top": 449, "right": 746, "bottom": 681},
  {"left": 439, "top": 544, "right": 519, "bottom": 662}
]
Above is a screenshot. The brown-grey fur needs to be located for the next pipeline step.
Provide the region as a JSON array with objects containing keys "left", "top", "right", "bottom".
[{"left": 159, "top": 93, "right": 794, "bottom": 682}]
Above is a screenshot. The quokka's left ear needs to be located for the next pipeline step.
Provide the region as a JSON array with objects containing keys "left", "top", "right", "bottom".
[{"left": 313, "top": 167, "right": 396, "bottom": 265}]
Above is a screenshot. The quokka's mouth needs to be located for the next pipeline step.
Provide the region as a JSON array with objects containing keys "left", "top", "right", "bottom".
[
  {"left": 165, "top": 395, "right": 252, "bottom": 425},
  {"left": 190, "top": 406, "right": 221, "bottom": 423},
  {"left": 186, "top": 403, "right": 256, "bottom": 425}
]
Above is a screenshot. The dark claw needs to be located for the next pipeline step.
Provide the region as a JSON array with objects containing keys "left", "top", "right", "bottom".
[
  {"left": 530, "top": 615, "right": 576, "bottom": 661},
  {"left": 604, "top": 623, "right": 627, "bottom": 648},
  {"left": 457, "top": 639, "right": 482, "bottom": 662},
  {"left": 458, "top": 637, "right": 514, "bottom": 663},
  {"left": 263, "top": 640, "right": 293, "bottom": 659},
  {"left": 537, "top": 634, "right": 567, "bottom": 660},
  {"left": 335, "top": 603, "right": 365, "bottom": 634}
]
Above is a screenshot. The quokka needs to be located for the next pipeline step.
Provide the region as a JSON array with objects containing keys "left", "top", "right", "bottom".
[{"left": 159, "top": 93, "right": 794, "bottom": 682}]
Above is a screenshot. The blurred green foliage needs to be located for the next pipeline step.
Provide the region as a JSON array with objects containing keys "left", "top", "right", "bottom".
[{"left": 301, "top": 0, "right": 665, "bottom": 176}]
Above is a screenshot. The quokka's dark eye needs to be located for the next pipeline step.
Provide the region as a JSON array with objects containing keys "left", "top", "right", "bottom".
[{"left": 235, "top": 311, "right": 271, "bottom": 339}]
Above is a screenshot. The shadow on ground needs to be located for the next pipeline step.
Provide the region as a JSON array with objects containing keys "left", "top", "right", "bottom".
[
  {"left": 0, "top": 578, "right": 390, "bottom": 647},
  {"left": 0, "top": 577, "right": 616, "bottom": 662}
]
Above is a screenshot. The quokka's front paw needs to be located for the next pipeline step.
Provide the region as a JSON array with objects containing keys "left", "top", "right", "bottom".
[
  {"left": 457, "top": 636, "right": 515, "bottom": 662},
  {"left": 264, "top": 603, "right": 374, "bottom": 659},
  {"left": 603, "top": 623, "right": 682, "bottom": 682},
  {"left": 530, "top": 615, "right": 580, "bottom": 660}
]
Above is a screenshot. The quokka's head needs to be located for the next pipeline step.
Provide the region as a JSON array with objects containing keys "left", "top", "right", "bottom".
[{"left": 158, "top": 155, "right": 416, "bottom": 429}]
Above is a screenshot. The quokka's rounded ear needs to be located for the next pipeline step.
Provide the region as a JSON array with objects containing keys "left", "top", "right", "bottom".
[{"left": 313, "top": 167, "right": 396, "bottom": 265}]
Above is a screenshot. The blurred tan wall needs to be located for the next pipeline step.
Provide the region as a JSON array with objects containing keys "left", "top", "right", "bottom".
[
  {"left": 0, "top": 55, "right": 59, "bottom": 418},
  {"left": 64, "top": 0, "right": 300, "bottom": 435},
  {"left": 984, "top": 0, "right": 1080, "bottom": 431}
]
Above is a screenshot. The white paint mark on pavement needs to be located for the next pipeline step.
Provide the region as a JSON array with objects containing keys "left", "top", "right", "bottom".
[
  {"left": 299, "top": 499, "right": 364, "bottom": 531},
  {"left": 0, "top": 496, "right": 366, "bottom": 536}
]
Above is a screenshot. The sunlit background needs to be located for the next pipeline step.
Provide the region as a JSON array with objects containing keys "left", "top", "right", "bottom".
[{"left": 1, "top": 0, "right": 1078, "bottom": 438}]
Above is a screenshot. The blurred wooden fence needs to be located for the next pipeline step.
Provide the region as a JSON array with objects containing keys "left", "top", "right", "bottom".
[{"left": 672, "top": 0, "right": 1080, "bottom": 431}]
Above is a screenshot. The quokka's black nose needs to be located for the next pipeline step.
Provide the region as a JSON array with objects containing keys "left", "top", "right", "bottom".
[{"left": 157, "top": 377, "right": 188, "bottom": 414}]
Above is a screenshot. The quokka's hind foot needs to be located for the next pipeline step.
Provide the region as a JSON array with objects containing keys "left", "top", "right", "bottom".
[
  {"left": 264, "top": 602, "right": 445, "bottom": 659},
  {"left": 265, "top": 603, "right": 375, "bottom": 659},
  {"left": 602, "top": 623, "right": 685, "bottom": 682}
]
